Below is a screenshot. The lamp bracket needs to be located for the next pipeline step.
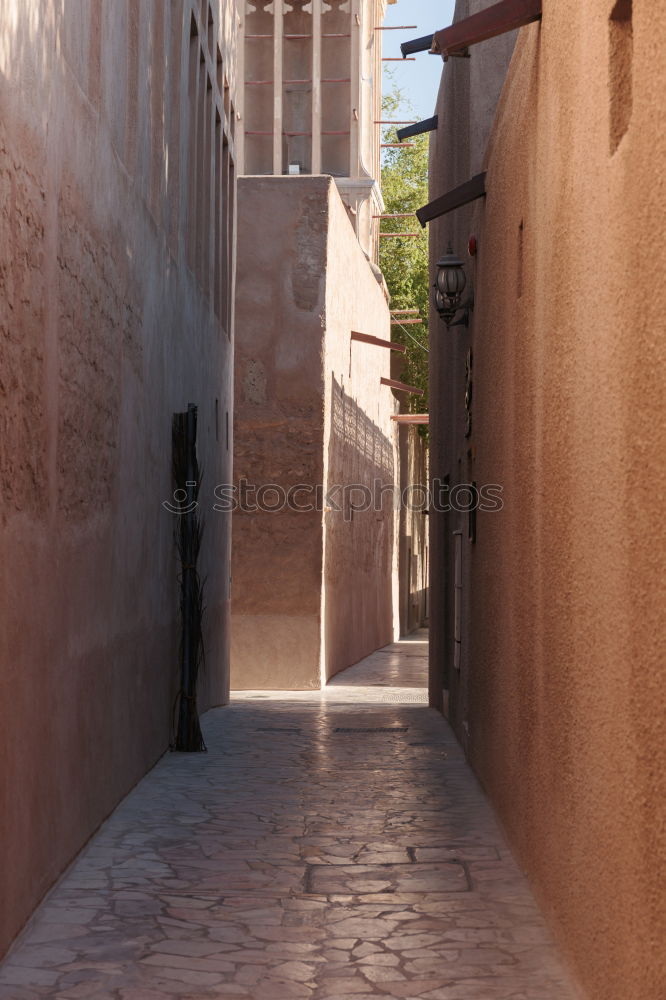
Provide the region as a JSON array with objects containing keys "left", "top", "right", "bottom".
[{"left": 446, "top": 293, "right": 475, "bottom": 329}]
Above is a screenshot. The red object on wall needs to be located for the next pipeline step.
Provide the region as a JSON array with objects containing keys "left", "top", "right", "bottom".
[{"left": 468, "top": 235, "right": 478, "bottom": 257}]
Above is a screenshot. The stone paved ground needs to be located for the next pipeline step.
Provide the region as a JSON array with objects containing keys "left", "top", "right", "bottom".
[{"left": 0, "top": 632, "right": 581, "bottom": 1000}]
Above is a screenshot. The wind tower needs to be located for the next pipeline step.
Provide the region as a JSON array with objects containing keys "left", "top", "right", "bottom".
[{"left": 237, "top": 0, "right": 390, "bottom": 259}]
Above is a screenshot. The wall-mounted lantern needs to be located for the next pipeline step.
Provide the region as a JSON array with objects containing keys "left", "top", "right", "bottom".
[{"left": 433, "top": 243, "right": 474, "bottom": 327}]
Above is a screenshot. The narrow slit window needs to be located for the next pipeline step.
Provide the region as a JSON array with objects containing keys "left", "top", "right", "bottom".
[
  {"left": 214, "top": 109, "right": 223, "bottom": 320},
  {"left": 201, "top": 74, "right": 214, "bottom": 293},
  {"left": 207, "top": 3, "right": 214, "bottom": 53},
  {"left": 609, "top": 0, "right": 633, "bottom": 154},
  {"left": 187, "top": 16, "right": 199, "bottom": 270}
]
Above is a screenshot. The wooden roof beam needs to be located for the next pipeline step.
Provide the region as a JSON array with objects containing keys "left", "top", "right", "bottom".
[
  {"left": 396, "top": 116, "right": 438, "bottom": 141},
  {"left": 400, "top": 34, "right": 434, "bottom": 57},
  {"left": 416, "top": 172, "right": 486, "bottom": 227},
  {"left": 351, "top": 331, "right": 406, "bottom": 353},
  {"left": 399, "top": 0, "right": 542, "bottom": 59},
  {"left": 391, "top": 414, "right": 430, "bottom": 424},
  {"left": 381, "top": 378, "right": 425, "bottom": 396},
  {"left": 431, "top": 0, "right": 542, "bottom": 59}
]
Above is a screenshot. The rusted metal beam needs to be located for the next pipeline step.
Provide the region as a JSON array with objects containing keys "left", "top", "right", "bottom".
[
  {"left": 431, "top": 0, "right": 542, "bottom": 59},
  {"left": 416, "top": 172, "right": 486, "bottom": 227},
  {"left": 390, "top": 413, "right": 430, "bottom": 424},
  {"left": 351, "top": 331, "right": 407, "bottom": 353},
  {"left": 396, "top": 116, "right": 438, "bottom": 141},
  {"left": 381, "top": 377, "right": 425, "bottom": 396}
]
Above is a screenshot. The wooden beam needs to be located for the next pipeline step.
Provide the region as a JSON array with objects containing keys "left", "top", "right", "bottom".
[
  {"left": 273, "top": 0, "right": 283, "bottom": 174},
  {"left": 431, "top": 0, "right": 542, "bottom": 58},
  {"left": 312, "top": 0, "right": 321, "bottom": 173},
  {"left": 416, "top": 172, "right": 486, "bottom": 227},
  {"left": 378, "top": 232, "right": 422, "bottom": 238},
  {"left": 390, "top": 318, "right": 423, "bottom": 325},
  {"left": 381, "top": 378, "right": 424, "bottom": 396},
  {"left": 396, "top": 116, "right": 438, "bottom": 142},
  {"left": 390, "top": 308, "right": 419, "bottom": 314},
  {"left": 391, "top": 413, "right": 430, "bottom": 424},
  {"left": 351, "top": 331, "right": 406, "bottom": 353},
  {"left": 400, "top": 34, "right": 434, "bottom": 57}
]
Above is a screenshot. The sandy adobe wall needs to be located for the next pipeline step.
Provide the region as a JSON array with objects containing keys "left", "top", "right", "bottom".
[
  {"left": 231, "top": 175, "right": 398, "bottom": 689},
  {"left": 321, "top": 179, "right": 399, "bottom": 682},
  {"left": 0, "top": 0, "right": 236, "bottom": 957},
  {"left": 231, "top": 176, "right": 328, "bottom": 689},
  {"left": 397, "top": 425, "right": 428, "bottom": 636},
  {"left": 427, "top": 0, "right": 517, "bottom": 720},
  {"left": 433, "top": 2, "right": 666, "bottom": 997}
]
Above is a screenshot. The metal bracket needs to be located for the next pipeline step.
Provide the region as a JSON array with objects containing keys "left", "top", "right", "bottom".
[{"left": 448, "top": 293, "right": 475, "bottom": 329}]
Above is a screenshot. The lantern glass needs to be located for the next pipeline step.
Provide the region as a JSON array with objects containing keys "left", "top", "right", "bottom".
[
  {"left": 436, "top": 262, "right": 466, "bottom": 299},
  {"left": 433, "top": 243, "right": 468, "bottom": 322}
]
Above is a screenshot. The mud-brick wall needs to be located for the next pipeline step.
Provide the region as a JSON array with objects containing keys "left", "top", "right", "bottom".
[
  {"left": 432, "top": 2, "right": 666, "bottom": 997},
  {"left": 231, "top": 175, "right": 399, "bottom": 690},
  {"left": 0, "top": 0, "right": 237, "bottom": 957},
  {"left": 397, "top": 425, "right": 428, "bottom": 636},
  {"left": 231, "top": 177, "right": 328, "bottom": 689},
  {"left": 427, "top": 0, "right": 517, "bottom": 721},
  {"left": 321, "top": 181, "right": 400, "bottom": 682}
]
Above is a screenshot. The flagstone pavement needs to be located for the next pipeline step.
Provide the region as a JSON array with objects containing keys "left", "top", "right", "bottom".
[{"left": 0, "top": 631, "right": 581, "bottom": 1000}]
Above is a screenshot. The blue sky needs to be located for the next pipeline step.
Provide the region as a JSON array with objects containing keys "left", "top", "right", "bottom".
[{"left": 381, "top": 0, "right": 456, "bottom": 119}]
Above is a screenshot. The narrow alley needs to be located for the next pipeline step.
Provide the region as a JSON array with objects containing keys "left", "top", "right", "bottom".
[
  {"left": 0, "top": 634, "right": 578, "bottom": 1000},
  {"left": 1, "top": 2, "right": 665, "bottom": 998}
]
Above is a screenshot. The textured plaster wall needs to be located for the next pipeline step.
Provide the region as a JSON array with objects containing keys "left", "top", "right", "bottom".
[
  {"left": 231, "top": 175, "right": 398, "bottom": 689},
  {"left": 430, "top": 1, "right": 666, "bottom": 997},
  {"left": 427, "top": 0, "right": 516, "bottom": 716},
  {"left": 397, "top": 425, "right": 428, "bottom": 636},
  {"left": 321, "top": 180, "right": 399, "bottom": 682},
  {"left": 0, "top": 0, "right": 236, "bottom": 957},
  {"left": 231, "top": 177, "right": 327, "bottom": 689}
]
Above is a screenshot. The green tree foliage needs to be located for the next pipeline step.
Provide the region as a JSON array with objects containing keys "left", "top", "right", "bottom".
[{"left": 379, "top": 82, "right": 429, "bottom": 424}]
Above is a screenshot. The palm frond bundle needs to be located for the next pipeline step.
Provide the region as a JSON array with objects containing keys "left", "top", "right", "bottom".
[{"left": 172, "top": 403, "right": 206, "bottom": 752}]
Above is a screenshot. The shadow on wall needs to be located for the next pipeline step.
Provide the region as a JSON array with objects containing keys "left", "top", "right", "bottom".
[{"left": 323, "top": 375, "right": 395, "bottom": 682}]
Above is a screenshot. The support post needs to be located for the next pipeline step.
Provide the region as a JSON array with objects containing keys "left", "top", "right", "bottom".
[
  {"left": 273, "top": 0, "right": 283, "bottom": 174},
  {"left": 312, "top": 0, "right": 321, "bottom": 173}
]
